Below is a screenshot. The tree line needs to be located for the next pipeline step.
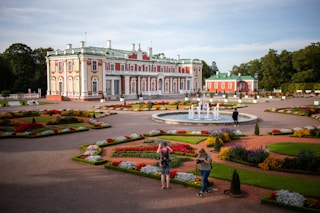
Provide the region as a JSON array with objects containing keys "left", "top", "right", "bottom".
[
  {"left": 0, "top": 43, "right": 53, "bottom": 96},
  {"left": 1, "top": 42, "right": 319, "bottom": 97},
  {"left": 202, "top": 42, "right": 320, "bottom": 91}
]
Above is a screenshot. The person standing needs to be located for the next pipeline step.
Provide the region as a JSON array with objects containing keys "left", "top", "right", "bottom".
[
  {"left": 157, "top": 140, "right": 173, "bottom": 189},
  {"left": 196, "top": 148, "right": 213, "bottom": 197},
  {"left": 232, "top": 108, "right": 239, "bottom": 127}
]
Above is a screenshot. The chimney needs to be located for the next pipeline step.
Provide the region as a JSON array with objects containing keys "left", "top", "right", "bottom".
[
  {"left": 80, "top": 41, "right": 85, "bottom": 48},
  {"left": 131, "top": 43, "right": 135, "bottom": 52},
  {"left": 66, "top": 44, "right": 72, "bottom": 49},
  {"left": 148, "top": 47, "right": 153, "bottom": 57},
  {"left": 107, "top": 40, "right": 111, "bottom": 49},
  {"left": 177, "top": 54, "right": 180, "bottom": 61},
  {"left": 138, "top": 43, "right": 141, "bottom": 51}
]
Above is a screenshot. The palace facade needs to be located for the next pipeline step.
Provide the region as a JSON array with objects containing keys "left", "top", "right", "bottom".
[{"left": 46, "top": 40, "right": 202, "bottom": 101}]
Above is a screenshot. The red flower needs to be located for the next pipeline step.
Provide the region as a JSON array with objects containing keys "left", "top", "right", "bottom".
[
  {"left": 136, "top": 163, "right": 147, "bottom": 171},
  {"left": 112, "top": 161, "right": 122, "bottom": 166},
  {"left": 269, "top": 191, "right": 277, "bottom": 200},
  {"left": 272, "top": 129, "right": 280, "bottom": 133},
  {"left": 107, "top": 138, "right": 114, "bottom": 143},
  {"left": 201, "top": 130, "right": 209, "bottom": 134},
  {"left": 176, "top": 130, "right": 187, "bottom": 134},
  {"left": 170, "top": 170, "right": 178, "bottom": 178}
]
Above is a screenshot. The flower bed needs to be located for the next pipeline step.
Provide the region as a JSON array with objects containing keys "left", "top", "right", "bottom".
[
  {"left": 72, "top": 144, "right": 107, "bottom": 165},
  {"left": 261, "top": 190, "right": 320, "bottom": 212},
  {"left": 104, "top": 161, "right": 209, "bottom": 189},
  {"left": 1, "top": 126, "right": 89, "bottom": 138},
  {"left": 268, "top": 125, "right": 320, "bottom": 137}
]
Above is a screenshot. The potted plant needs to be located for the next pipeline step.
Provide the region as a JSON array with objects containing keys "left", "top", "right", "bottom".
[
  {"left": 185, "top": 92, "right": 189, "bottom": 101},
  {"left": 139, "top": 92, "right": 143, "bottom": 101},
  {"left": 100, "top": 93, "right": 105, "bottom": 103},
  {"left": 238, "top": 93, "right": 243, "bottom": 103},
  {"left": 120, "top": 93, "right": 125, "bottom": 102},
  {"left": 224, "top": 92, "right": 228, "bottom": 103},
  {"left": 253, "top": 93, "right": 258, "bottom": 103},
  {"left": 209, "top": 92, "right": 214, "bottom": 102}
]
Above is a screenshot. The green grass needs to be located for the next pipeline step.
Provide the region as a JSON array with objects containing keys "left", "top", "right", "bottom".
[
  {"left": 203, "top": 162, "right": 320, "bottom": 198},
  {"left": 159, "top": 136, "right": 206, "bottom": 144},
  {"left": 22, "top": 117, "right": 53, "bottom": 123},
  {"left": 267, "top": 143, "right": 320, "bottom": 157}
]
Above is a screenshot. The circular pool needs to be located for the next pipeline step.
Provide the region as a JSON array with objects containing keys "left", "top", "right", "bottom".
[{"left": 152, "top": 111, "right": 257, "bottom": 126}]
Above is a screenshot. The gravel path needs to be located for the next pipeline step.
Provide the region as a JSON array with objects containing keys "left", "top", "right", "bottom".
[{"left": 0, "top": 96, "right": 319, "bottom": 213}]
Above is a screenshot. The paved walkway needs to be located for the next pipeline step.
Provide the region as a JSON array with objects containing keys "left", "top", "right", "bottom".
[{"left": 0, "top": 96, "right": 319, "bottom": 213}]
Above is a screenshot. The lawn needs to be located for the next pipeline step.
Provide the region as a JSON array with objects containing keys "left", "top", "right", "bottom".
[
  {"left": 205, "top": 162, "right": 320, "bottom": 198},
  {"left": 267, "top": 143, "right": 320, "bottom": 157},
  {"left": 159, "top": 135, "right": 207, "bottom": 144}
]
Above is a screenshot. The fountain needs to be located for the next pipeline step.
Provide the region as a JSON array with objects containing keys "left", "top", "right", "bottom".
[
  {"left": 188, "top": 102, "right": 220, "bottom": 121},
  {"left": 152, "top": 95, "right": 257, "bottom": 125}
]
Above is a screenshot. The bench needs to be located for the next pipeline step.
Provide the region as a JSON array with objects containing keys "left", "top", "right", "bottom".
[{"left": 8, "top": 101, "right": 21, "bottom": 106}]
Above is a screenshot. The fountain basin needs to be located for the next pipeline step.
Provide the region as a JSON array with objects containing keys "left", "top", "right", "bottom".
[{"left": 152, "top": 111, "right": 257, "bottom": 126}]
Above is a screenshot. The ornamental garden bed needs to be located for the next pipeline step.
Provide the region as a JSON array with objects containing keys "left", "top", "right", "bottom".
[
  {"left": 0, "top": 109, "right": 116, "bottom": 138},
  {"left": 261, "top": 190, "right": 320, "bottom": 213}
]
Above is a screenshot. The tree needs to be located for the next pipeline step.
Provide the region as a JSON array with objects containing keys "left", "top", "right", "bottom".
[
  {"left": 3, "top": 43, "right": 36, "bottom": 93},
  {"left": 32, "top": 47, "right": 53, "bottom": 95},
  {"left": 0, "top": 54, "right": 14, "bottom": 91},
  {"left": 202, "top": 60, "right": 213, "bottom": 85},
  {"left": 279, "top": 50, "right": 295, "bottom": 84},
  {"left": 292, "top": 42, "right": 320, "bottom": 83},
  {"left": 260, "top": 49, "right": 281, "bottom": 90}
]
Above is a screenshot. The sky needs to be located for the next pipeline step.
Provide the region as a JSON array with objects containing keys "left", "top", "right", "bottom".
[{"left": 0, "top": 0, "right": 319, "bottom": 72}]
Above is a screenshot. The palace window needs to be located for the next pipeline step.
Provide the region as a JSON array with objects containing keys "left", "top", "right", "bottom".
[
  {"left": 92, "top": 60, "right": 97, "bottom": 71},
  {"left": 67, "top": 60, "right": 72, "bottom": 71},
  {"left": 58, "top": 61, "right": 62, "bottom": 71},
  {"left": 110, "top": 64, "right": 115, "bottom": 71}
]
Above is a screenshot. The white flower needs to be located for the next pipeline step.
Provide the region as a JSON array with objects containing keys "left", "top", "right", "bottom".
[
  {"left": 275, "top": 190, "right": 305, "bottom": 207},
  {"left": 191, "top": 131, "right": 202, "bottom": 135},
  {"left": 114, "top": 136, "right": 127, "bottom": 142},
  {"left": 2, "top": 132, "right": 13, "bottom": 136},
  {"left": 96, "top": 140, "right": 107, "bottom": 146},
  {"left": 174, "top": 172, "right": 196, "bottom": 182},
  {"left": 304, "top": 125, "right": 315, "bottom": 130},
  {"left": 280, "top": 128, "right": 293, "bottom": 133},
  {"left": 84, "top": 150, "right": 98, "bottom": 156},
  {"left": 235, "top": 130, "right": 242, "bottom": 135},
  {"left": 130, "top": 133, "right": 141, "bottom": 139},
  {"left": 166, "top": 130, "right": 177, "bottom": 134},
  {"left": 21, "top": 131, "right": 31, "bottom": 136},
  {"left": 41, "top": 130, "right": 55, "bottom": 135},
  {"left": 149, "top": 129, "right": 161, "bottom": 135},
  {"left": 61, "top": 127, "right": 71, "bottom": 132},
  {"left": 118, "top": 161, "right": 136, "bottom": 169},
  {"left": 77, "top": 126, "right": 88, "bottom": 131},
  {"left": 293, "top": 127, "right": 303, "bottom": 131},
  {"left": 85, "top": 155, "right": 102, "bottom": 162},
  {"left": 87, "top": 145, "right": 99, "bottom": 151},
  {"left": 140, "top": 165, "right": 159, "bottom": 174}
]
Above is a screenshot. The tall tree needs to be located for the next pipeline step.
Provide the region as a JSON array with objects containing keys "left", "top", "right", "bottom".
[
  {"left": 292, "top": 42, "right": 320, "bottom": 83},
  {"left": 4, "top": 43, "right": 36, "bottom": 93},
  {"left": 32, "top": 47, "right": 53, "bottom": 95},
  {"left": 260, "top": 49, "right": 281, "bottom": 90},
  {"left": 0, "top": 54, "right": 14, "bottom": 91},
  {"left": 279, "top": 50, "right": 294, "bottom": 83}
]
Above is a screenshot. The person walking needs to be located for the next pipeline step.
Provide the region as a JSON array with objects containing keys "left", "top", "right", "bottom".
[
  {"left": 196, "top": 148, "right": 213, "bottom": 197},
  {"left": 232, "top": 108, "right": 239, "bottom": 127},
  {"left": 157, "top": 140, "right": 173, "bottom": 189}
]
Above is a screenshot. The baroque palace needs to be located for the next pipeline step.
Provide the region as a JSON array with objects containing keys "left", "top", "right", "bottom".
[{"left": 46, "top": 40, "right": 202, "bottom": 101}]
